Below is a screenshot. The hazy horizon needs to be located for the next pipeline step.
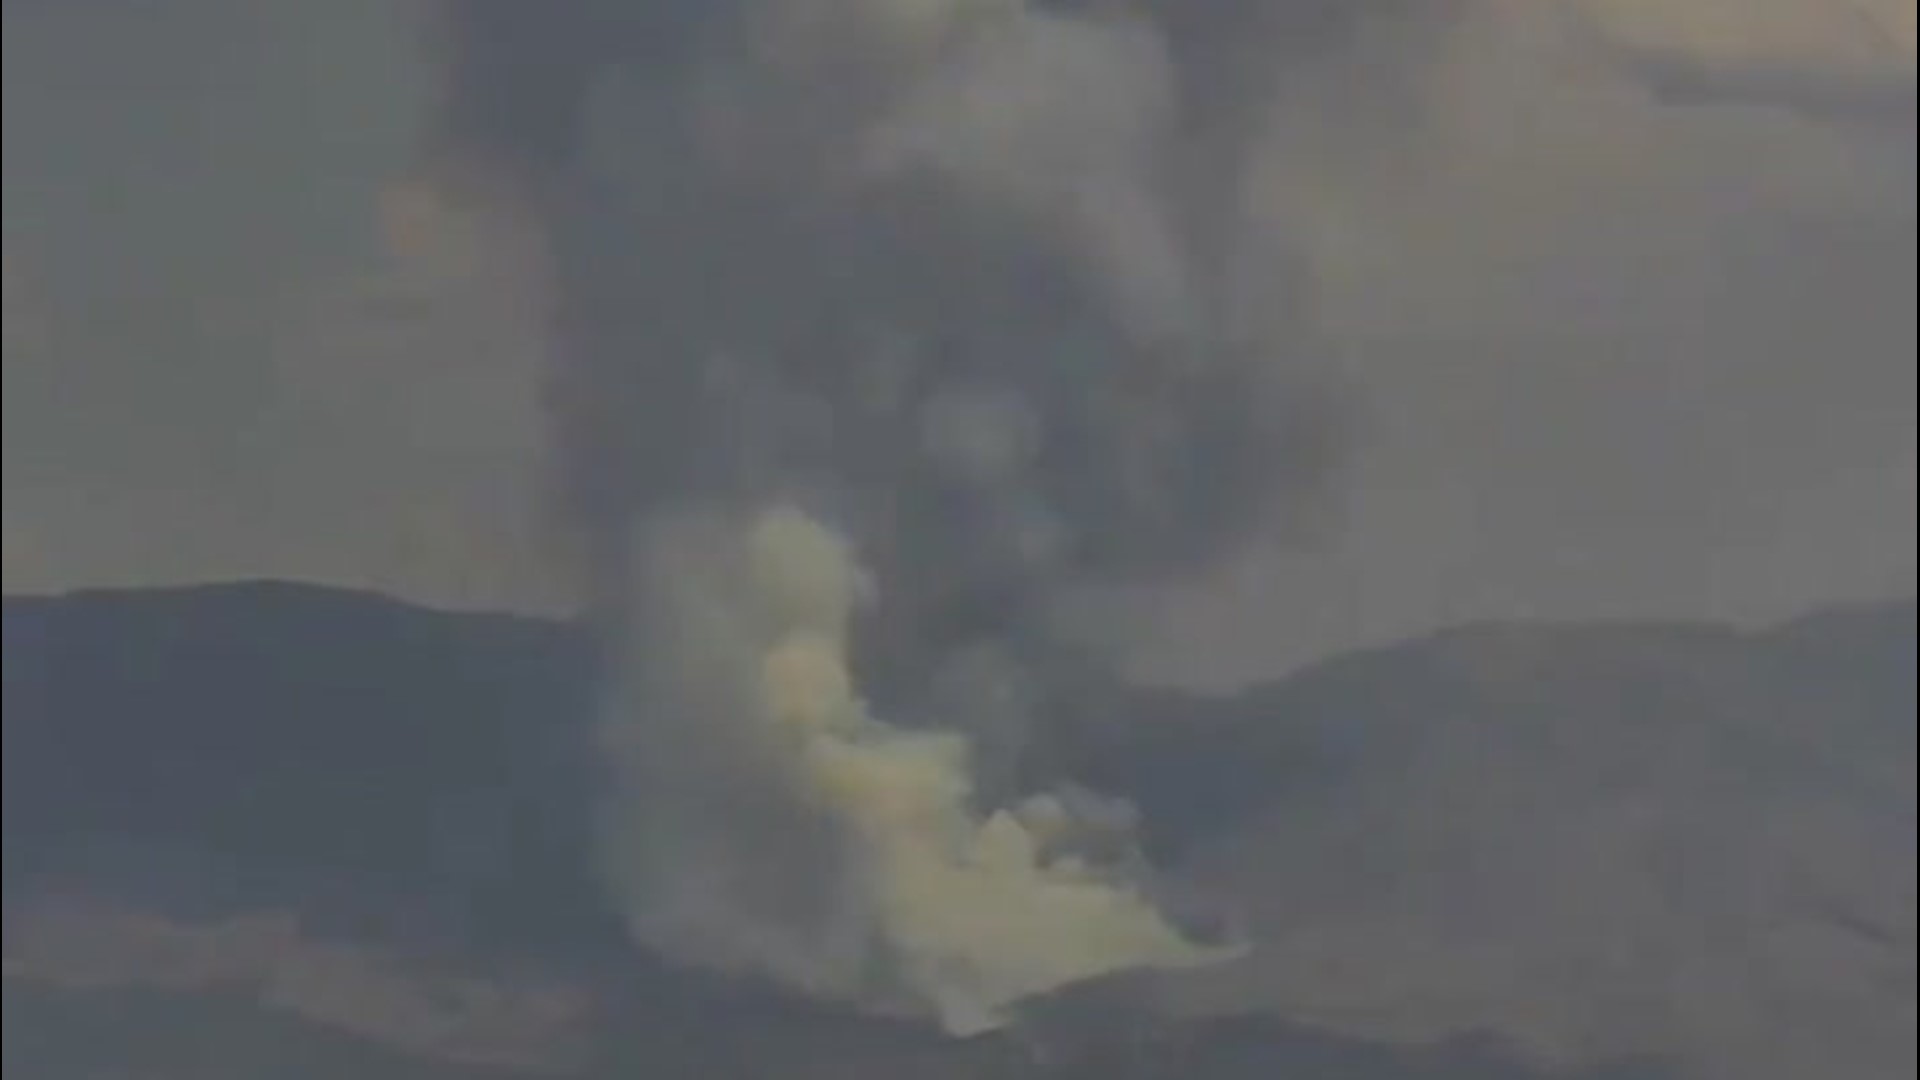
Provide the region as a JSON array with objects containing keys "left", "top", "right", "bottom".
[{"left": 4, "top": 0, "right": 1913, "bottom": 685}]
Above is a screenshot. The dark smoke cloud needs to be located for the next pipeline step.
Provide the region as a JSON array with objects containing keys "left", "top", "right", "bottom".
[
  {"left": 417, "top": 0, "right": 1376, "bottom": 1031},
  {"left": 420, "top": 0, "right": 1371, "bottom": 718},
  {"left": 423, "top": 0, "right": 1354, "bottom": 560}
]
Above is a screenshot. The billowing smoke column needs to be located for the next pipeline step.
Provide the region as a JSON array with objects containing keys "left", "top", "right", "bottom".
[{"left": 420, "top": 0, "right": 1366, "bottom": 1034}]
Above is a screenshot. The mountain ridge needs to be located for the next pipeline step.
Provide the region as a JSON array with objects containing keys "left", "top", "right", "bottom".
[{"left": 3, "top": 582, "right": 1911, "bottom": 1078}]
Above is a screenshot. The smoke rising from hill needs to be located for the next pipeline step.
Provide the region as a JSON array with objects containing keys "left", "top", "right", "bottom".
[
  {"left": 416, "top": 0, "right": 1913, "bottom": 1031},
  {"left": 418, "top": 0, "right": 1373, "bottom": 1031}
]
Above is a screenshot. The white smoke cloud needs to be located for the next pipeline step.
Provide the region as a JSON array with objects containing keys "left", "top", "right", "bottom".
[
  {"left": 1563, "top": 0, "right": 1914, "bottom": 119},
  {"left": 600, "top": 504, "right": 1233, "bottom": 1033}
]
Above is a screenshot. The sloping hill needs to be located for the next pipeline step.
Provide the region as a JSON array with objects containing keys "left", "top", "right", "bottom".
[
  {"left": 3, "top": 582, "right": 607, "bottom": 956},
  {"left": 1128, "top": 610, "right": 1916, "bottom": 1080},
  {"left": 3, "top": 583, "right": 1911, "bottom": 1078}
]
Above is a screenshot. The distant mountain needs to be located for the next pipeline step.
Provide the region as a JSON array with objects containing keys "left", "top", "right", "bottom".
[
  {"left": 3, "top": 582, "right": 1912, "bottom": 1078},
  {"left": 4, "top": 979, "right": 526, "bottom": 1080},
  {"left": 3, "top": 582, "right": 605, "bottom": 956},
  {"left": 6, "top": 971, "right": 1679, "bottom": 1080},
  {"left": 1105, "top": 607, "right": 1916, "bottom": 1080}
]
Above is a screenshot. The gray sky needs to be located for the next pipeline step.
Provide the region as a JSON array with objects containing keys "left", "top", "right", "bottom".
[{"left": 4, "top": 0, "right": 1914, "bottom": 685}]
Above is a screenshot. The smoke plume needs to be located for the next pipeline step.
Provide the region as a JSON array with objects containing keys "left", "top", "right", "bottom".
[
  {"left": 600, "top": 503, "right": 1237, "bottom": 1032},
  {"left": 418, "top": 0, "right": 1379, "bottom": 1033},
  {"left": 412, "top": 0, "right": 1915, "bottom": 1036}
]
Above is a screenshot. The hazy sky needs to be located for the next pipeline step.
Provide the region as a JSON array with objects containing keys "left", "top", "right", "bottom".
[{"left": 4, "top": 0, "right": 1914, "bottom": 685}]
